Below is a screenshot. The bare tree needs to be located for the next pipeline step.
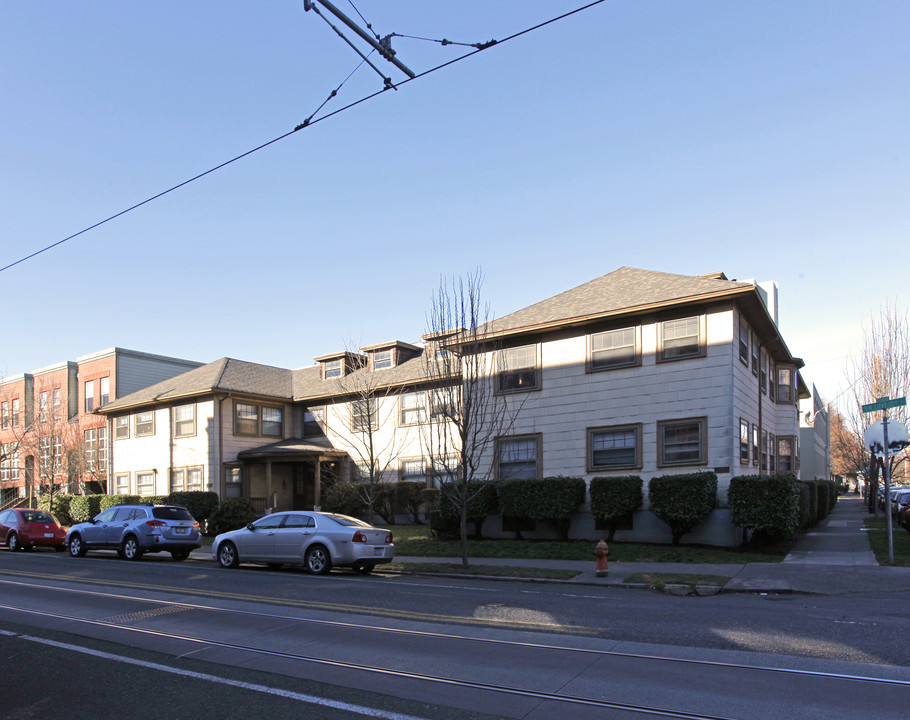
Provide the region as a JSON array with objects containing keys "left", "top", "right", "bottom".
[
  {"left": 842, "top": 301, "right": 910, "bottom": 513},
  {"left": 424, "top": 269, "right": 522, "bottom": 567},
  {"left": 327, "top": 350, "right": 415, "bottom": 524}
]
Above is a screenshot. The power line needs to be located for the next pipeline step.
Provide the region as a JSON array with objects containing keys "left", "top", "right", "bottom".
[{"left": 0, "top": 0, "right": 608, "bottom": 275}]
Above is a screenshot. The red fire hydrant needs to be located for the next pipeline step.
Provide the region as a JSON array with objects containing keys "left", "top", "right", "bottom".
[{"left": 594, "top": 540, "right": 609, "bottom": 577}]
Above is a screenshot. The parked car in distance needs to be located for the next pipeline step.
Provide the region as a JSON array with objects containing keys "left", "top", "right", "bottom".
[
  {"left": 890, "top": 489, "right": 910, "bottom": 519},
  {"left": 66, "top": 504, "right": 201, "bottom": 561},
  {"left": 213, "top": 511, "right": 394, "bottom": 575},
  {"left": 0, "top": 508, "right": 67, "bottom": 551}
]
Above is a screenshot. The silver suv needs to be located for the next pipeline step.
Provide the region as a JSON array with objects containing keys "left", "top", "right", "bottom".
[{"left": 66, "top": 504, "right": 201, "bottom": 561}]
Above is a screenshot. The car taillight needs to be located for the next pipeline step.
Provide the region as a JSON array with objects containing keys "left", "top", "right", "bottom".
[
  {"left": 352, "top": 531, "right": 367, "bottom": 543},
  {"left": 385, "top": 533, "right": 393, "bottom": 544},
  {"left": 145, "top": 520, "right": 167, "bottom": 527}
]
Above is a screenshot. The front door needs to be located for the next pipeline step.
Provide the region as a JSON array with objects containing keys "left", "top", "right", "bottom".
[{"left": 293, "top": 463, "right": 315, "bottom": 510}]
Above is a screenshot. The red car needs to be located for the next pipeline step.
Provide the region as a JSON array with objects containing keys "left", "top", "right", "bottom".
[{"left": 0, "top": 508, "right": 67, "bottom": 551}]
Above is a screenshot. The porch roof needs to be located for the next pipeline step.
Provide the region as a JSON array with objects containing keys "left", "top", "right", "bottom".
[{"left": 236, "top": 438, "right": 347, "bottom": 461}]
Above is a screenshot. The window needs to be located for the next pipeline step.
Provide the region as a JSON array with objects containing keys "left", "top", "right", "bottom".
[
  {"left": 137, "top": 471, "right": 155, "bottom": 497},
  {"left": 324, "top": 359, "right": 342, "bottom": 379},
  {"left": 235, "top": 403, "right": 258, "bottom": 435},
  {"left": 351, "top": 398, "right": 376, "bottom": 432},
  {"left": 739, "top": 419, "right": 750, "bottom": 464},
  {"left": 11, "top": 398, "right": 18, "bottom": 427},
  {"left": 497, "top": 435, "right": 540, "bottom": 480},
  {"left": 1, "top": 402, "right": 7, "bottom": 429},
  {"left": 171, "top": 466, "right": 203, "bottom": 492},
  {"left": 590, "top": 327, "right": 637, "bottom": 370},
  {"left": 114, "top": 416, "right": 130, "bottom": 440},
  {"left": 400, "top": 458, "right": 427, "bottom": 484},
  {"left": 659, "top": 316, "right": 703, "bottom": 361},
  {"left": 751, "top": 336, "right": 760, "bottom": 375},
  {"left": 761, "top": 430, "right": 768, "bottom": 472},
  {"left": 84, "top": 429, "right": 97, "bottom": 471},
  {"left": 114, "top": 473, "right": 130, "bottom": 494},
  {"left": 739, "top": 316, "right": 750, "bottom": 364},
  {"left": 777, "top": 436, "right": 795, "bottom": 473},
  {"left": 225, "top": 467, "right": 242, "bottom": 498},
  {"left": 234, "top": 402, "right": 282, "bottom": 437},
  {"left": 400, "top": 392, "right": 428, "bottom": 426},
  {"left": 760, "top": 351, "right": 768, "bottom": 393},
  {"left": 84, "top": 380, "right": 95, "bottom": 413},
  {"left": 174, "top": 404, "right": 196, "bottom": 437},
  {"left": 262, "top": 407, "right": 283, "bottom": 437},
  {"left": 304, "top": 407, "right": 326, "bottom": 436},
  {"left": 39, "top": 391, "right": 48, "bottom": 422},
  {"left": 777, "top": 366, "right": 793, "bottom": 404},
  {"left": 52, "top": 388, "right": 61, "bottom": 418},
  {"left": 751, "top": 424, "right": 759, "bottom": 466},
  {"left": 429, "top": 456, "right": 459, "bottom": 487},
  {"left": 769, "top": 433, "right": 776, "bottom": 472},
  {"left": 1, "top": 444, "right": 19, "bottom": 481},
  {"left": 135, "top": 411, "right": 155, "bottom": 437},
  {"left": 768, "top": 360, "right": 776, "bottom": 401},
  {"left": 430, "top": 387, "right": 458, "bottom": 420},
  {"left": 498, "top": 345, "right": 539, "bottom": 393},
  {"left": 373, "top": 350, "right": 392, "bottom": 370},
  {"left": 588, "top": 425, "right": 641, "bottom": 470},
  {"left": 100, "top": 377, "right": 110, "bottom": 406},
  {"left": 658, "top": 418, "right": 706, "bottom": 466}
]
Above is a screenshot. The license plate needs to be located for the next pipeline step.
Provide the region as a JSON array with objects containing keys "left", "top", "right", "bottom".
[
  {"left": 374, "top": 547, "right": 386, "bottom": 556},
  {"left": 175, "top": 527, "right": 188, "bottom": 535},
  {"left": 44, "top": 533, "right": 54, "bottom": 538}
]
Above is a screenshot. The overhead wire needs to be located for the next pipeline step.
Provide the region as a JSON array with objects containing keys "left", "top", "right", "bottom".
[{"left": 0, "top": 0, "right": 608, "bottom": 275}]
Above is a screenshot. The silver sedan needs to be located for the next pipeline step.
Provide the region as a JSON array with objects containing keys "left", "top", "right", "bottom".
[{"left": 212, "top": 511, "right": 394, "bottom": 575}]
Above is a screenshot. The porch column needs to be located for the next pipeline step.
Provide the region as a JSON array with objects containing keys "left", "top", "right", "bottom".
[
  {"left": 266, "top": 460, "right": 273, "bottom": 510},
  {"left": 313, "top": 458, "right": 322, "bottom": 511}
]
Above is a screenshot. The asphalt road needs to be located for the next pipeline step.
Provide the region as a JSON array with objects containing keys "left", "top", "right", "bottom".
[{"left": 1, "top": 548, "right": 908, "bottom": 719}]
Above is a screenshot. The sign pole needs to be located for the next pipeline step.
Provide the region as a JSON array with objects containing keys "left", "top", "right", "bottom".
[{"left": 883, "top": 414, "right": 893, "bottom": 564}]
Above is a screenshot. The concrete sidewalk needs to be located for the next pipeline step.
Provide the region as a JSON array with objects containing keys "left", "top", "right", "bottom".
[{"left": 395, "top": 496, "right": 910, "bottom": 595}]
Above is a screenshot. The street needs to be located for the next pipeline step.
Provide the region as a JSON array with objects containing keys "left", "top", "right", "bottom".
[{"left": 1, "top": 549, "right": 908, "bottom": 719}]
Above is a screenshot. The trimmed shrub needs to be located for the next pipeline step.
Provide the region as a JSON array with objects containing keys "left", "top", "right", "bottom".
[
  {"left": 816, "top": 481, "right": 831, "bottom": 521},
  {"left": 395, "top": 481, "right": 427, "bottom": 524},
  {"left": 167, "top": 491, "right": 219, "bottom": 526},
  {"left": 438, "top": 481, "right": 498, "bottom": 538},
  {"left": 69, "top": 494, "right": 105, "bottom": 523},
  {"left": 39, "top": 494, "right": 74, "bottom": 526},
  {"left": 420, "top": 487, "right": 441, "bottom": 520},
  {"left": 371, "top": 483, "right": 397, "bottom": 525},
  {"left": 801, "top": 480, "right": 819, "bottom": 526},
  {"left": 589, "top": 475, "right": 644, "bottom": 541},
  {"left": 100, "top": 494, "right": 141, "bottom": 511},
  {"left": 323, "top": 482, "right": 367, "bottom": 517},
  {"left": 648, "top": 472, "right": 718, "bottom": 545},
  {"left": 497, "top": 476, "right": 586, "bottom": 539},
  {"left": 207, "top": 497, "right": 257, "bottom": 535},
  {"left": 728, "top": 474, "right": 801, "bottom": 544},
  {"left": 798, "top": 481, "right": 812, "bottom": 528}
]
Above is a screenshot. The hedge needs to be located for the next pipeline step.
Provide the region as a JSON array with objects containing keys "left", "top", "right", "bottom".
[
  {"left": 437, "top": 481, "right": 498, "bottom": 538},
  {"left": 728, "top": 474, "right": 801, "bottom": 544},
  {"left": 68, "top": 494, "right": 105, "bottom": 524},
  {"left": 497, "top": 476, "right": 586, "bottom": 539},
  {"left": 323, "top": 482, "right": 367, "bottom": 517},
  {"left": 207, "top": 497, "right": 257, "bottom": 535},
  {"left": 395, "top": 481, "right": 427, "bottom": 523},
  {"left": 589, "top": 475, "right": 644, "bottom": 541},
  {"left": 648, "top": 472, "right": 718, "bottom": 545}
]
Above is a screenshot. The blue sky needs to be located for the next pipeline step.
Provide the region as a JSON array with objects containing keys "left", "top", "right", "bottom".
[{"left": 2, "top": 1, "right": 908, "bottom": 408}]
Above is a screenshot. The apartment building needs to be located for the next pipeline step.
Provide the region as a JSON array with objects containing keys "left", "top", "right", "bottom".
[
  {"left": 97, "top": 268, "right": 809, "bottom": 545},
  {"left": 0, "top": 348, "right": 202, "bottom": 508}
]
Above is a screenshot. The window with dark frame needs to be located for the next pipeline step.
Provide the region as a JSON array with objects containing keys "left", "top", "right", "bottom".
[
  {"left": 739, "top": 316, "right": 750, "bottom": 364},
  {"left": 740, "top": 419, "right": 750, "bottom": 463},
  {"left": 751, "top": 424, "right": 759, "bottom": 466},
  {"left": 660, "top": 317, "right": 702, "bottom": 361},
  {"left": 777, "top": 436, "right": 795, "bottom": 472},
  {"left": 497, "top": 436, "right": 540, "bottom": 480},
  {"left": 373, "top": 350, "right": 393, "bottom": 370},
  {"left": 400, "top": 458, "right": 427, "bottom": 484},
  {"left": 588, "top": 425, "right": 640, "bottom": 470},
  {"left": 658, "top": 419, "right": 705, "bottom": 465},
  {"left": 590, "top": 327, "right": 637, "bottom": 370},
  {"left": 777, "top": 366, "right": 793, "bottom": 404},
  {"left": 235, "top": 403, "right": 258, "bottom": 435},
  {"left": 225, "top": 467, "right": 242, "bottom": 498},
  {"left": 262, "top": 406, "right": 283, "bottom": 437},
  {"left": 498, "top": 345, "right": 539, "bottom": 393}
]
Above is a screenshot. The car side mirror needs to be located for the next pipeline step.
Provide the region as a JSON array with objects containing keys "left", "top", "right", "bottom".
[{"left": 246, "top": 523, "right": 256, "bottom": 531}]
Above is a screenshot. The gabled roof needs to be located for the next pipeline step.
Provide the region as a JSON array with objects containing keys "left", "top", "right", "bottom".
[
  {"left": 486, "top": 267, "right": 756, "bottom": 337},
  {"left": 97, "top": 358, "right": 294, "bottom": 413}
]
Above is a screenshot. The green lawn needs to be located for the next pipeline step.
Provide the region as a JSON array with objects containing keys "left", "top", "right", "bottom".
[
  {"left": 387, "top": 524, "right": 783, "bottom": 564},
  {"left": 864, "top": 517, "right": 910, "bottom": 566}
]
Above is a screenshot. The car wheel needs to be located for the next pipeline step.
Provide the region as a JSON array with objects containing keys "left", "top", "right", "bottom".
[
  {"left": 122, "top": 536, "right": 143, "bottom": 561},
  {"left": 8, "top": 533, "right": 20, "bottom": 552},
  {"left": 217, "top": 541, "right": 239, "bottom": 569},
  {"left": 68, "top": 534, "right": 87, "bottom": 557},
  {"left": 171, "top": 551, "right": 190, "bottom": 561},
  {"left": 353, "top": 562, "right": 375, "bottom": 575},
  {"left": 305, "top": 545, "right": 332, "bottom": 575}
]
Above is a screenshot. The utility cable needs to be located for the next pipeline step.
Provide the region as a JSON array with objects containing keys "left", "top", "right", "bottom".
[{"left": 0, "top": 0, "right": 608, "bottom": 275}]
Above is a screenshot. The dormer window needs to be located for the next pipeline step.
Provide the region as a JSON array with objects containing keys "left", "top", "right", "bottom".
[
  {"left": 373, "top": 350, "right": 392, "bottom": 370},
  {"left": 324, "top": 360, "right": 342, "bottom": 379}
]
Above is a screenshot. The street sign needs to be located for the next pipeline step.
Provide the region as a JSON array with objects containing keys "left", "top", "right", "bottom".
[{"left": 862, "top": 396, "right": 906, "bottom": 414}]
